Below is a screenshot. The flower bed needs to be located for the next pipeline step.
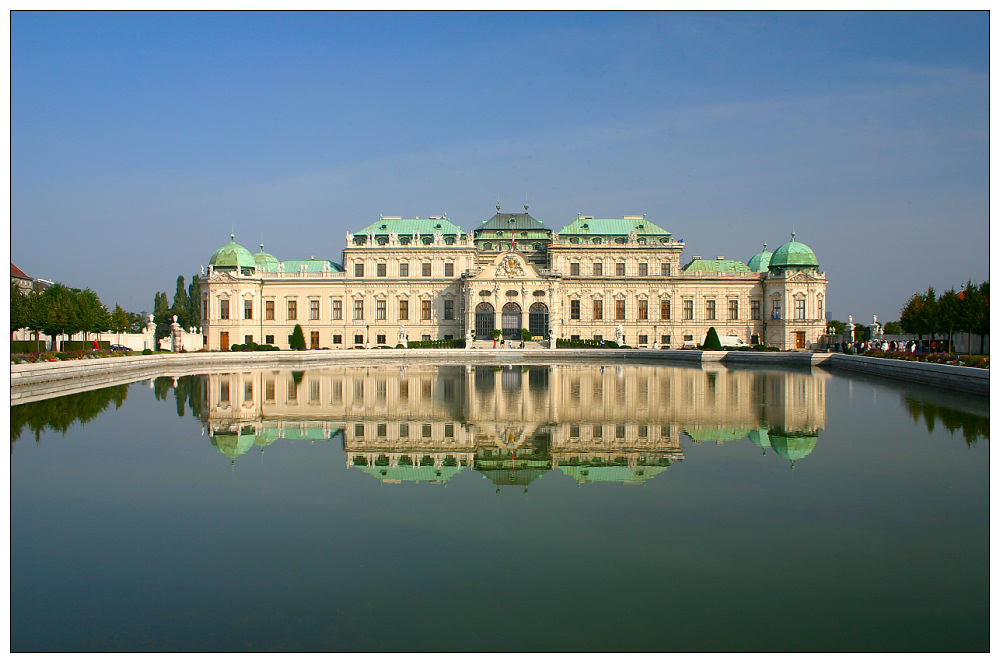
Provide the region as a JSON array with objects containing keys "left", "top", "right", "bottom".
[{"left": 861, "top": 350, "right": 988, "bottom": 369}]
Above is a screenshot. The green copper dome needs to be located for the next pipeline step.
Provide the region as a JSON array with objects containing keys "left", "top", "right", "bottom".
[
  {"left": 209, "top": 234, "right": 256, "bottom": 272},
  {"left": 768, "top": 429, "right": 818, "bottom": 468},
  {"left": 252, "top": 244, "right": 279, "bottom": 273},
  {"left": 769, "top": 233, "right": 818, "bottom": 273},
  {"left": 747, "top": 243, "right": 773, "bottom": 272}
]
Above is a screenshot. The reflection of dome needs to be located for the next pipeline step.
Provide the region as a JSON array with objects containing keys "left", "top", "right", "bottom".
[
  {"left": 211, "top": 429, "right": 257, "bottom": 464},
  {"left": 769, "top": 233, "right": 819, "bottom": 273},
  {"left": 209, "top": 234, "right": 256, "bottom": 272},
  {"left": 748, "top": 428, "right": 771, "bottom": 455},
  {"left": 252, "top": 244, "right": 279, "bottom": 273},
  {"left": 768, "top": 429, "right": 818, "bottom": 467},
  {"left": 747, "top": 243, "right": 772, "bottom": 272}
]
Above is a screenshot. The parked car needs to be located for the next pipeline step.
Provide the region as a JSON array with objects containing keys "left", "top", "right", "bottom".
[{"left": 109, "top": 345, "right": 132, "bottom": 353}]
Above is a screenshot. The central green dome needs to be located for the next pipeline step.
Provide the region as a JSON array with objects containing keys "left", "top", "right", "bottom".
[
  {"left": 209, "top": 234, "right": 256, "bottom": 272},
  {"left": 769, "top": 233, "right": 818, "bottom": 273}
]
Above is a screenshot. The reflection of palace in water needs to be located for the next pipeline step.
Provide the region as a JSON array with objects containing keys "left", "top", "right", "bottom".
[{"left": 199, "top": 363, "right": 827, "bottom": 487}]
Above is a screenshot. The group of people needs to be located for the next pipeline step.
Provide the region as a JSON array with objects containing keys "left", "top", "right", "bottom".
[
  {"left": 842, "top": 339, "right": 931, "bottom": 354},
  {"left": 492, "top": 338, "right": 525, "bottom": 349}
]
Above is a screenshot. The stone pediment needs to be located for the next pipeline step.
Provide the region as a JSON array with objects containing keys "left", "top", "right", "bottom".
[{"left": 468, "top": 252, "right": 543, "bottom": 281}]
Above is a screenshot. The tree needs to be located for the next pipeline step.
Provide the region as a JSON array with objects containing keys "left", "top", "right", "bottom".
[
  {"left": 40, "top": 284, "right": 79, "bottom": 350},
  {"left": 186, "top": 275, "right": 201, "bottom": 329},
  {"left": 171, "top": 275, "right": 188, "bottom": 329},
  {"left": 882, "top": 321, "right": 901, "bottom": 335},
  {"left": 937, "top": 289, "right": 964, "bottom": 353},
  {"left": 900, "top": 287, "right": 936, "bottom": 344},
  {"left": 971, "top": 281, "right": 989, "bottom": 354},
  {"left": 827, "top": 319, "right": 846, "bottom": 336},
  {"left": 11, "top": 282, "right": 26, "bottom": 336},
  {"left": 702, "top": 327, "right": 723, "bottom": 351},
  {"left": 111, "top": 304, "right": 129, "bottom": 345},
  {"left": 74, "top": 288, "right": 110, "bottom": 343},
  {"left": 153, "top": 291, "right": 171, "bottom": 339},
  {"left": 289, "top": 324, "right": 306, "bottom": 350}
]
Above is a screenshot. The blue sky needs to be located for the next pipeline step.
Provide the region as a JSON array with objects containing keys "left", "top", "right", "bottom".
[{"left": 11, "top": 11, "right": 989, "bottom": 321}]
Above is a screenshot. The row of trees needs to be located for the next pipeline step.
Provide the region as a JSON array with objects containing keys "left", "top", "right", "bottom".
[
  {"left": 10, "top": 282, "right": 147, "bottom": 349},
  {"left": 899, "top": 281, "right": 989, "bottom": 354}
]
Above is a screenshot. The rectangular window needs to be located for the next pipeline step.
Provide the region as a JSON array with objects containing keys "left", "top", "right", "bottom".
[
  {"left": 445, "top": 423, "right": 454, "bottom": 438},
  {"left": 355, "top": 424, "right": 364, "bottom": 437},
  {"left": 729, "top": 299, "right": 739, "bottom": 320},
  {"left": 354, "top": 299, "right": 364, "bottom": 320},
  {"left": 203, "top": 299, "right": 208, "bottom": 320},
  {"left": 593, "top": 262, "right": 602, "bottom": 276},
  {"left": 638, "top": 300, "right": 648, "bottom": 320},
  {"left": 661, "top": 299, "right": 671, "bottom": 320},
  {"left": 399, "top": 299, "right": 409, "bottom": 320},
  {"left": 399, "top": 262, "right": 409, "bottom": 277},
  {"left": 422, "top": 263, "right": 431, "bottom": 277},
  {"left": 422, "top": 423, "right": 432, "bottom": 438},
  {"left": 331, "top": 334, "right": 341, "bottom": 345},
  {"left": 244, "top": 335, "right": 253, "bottom": 346},
  {"left": 377, "top": 263, "right": 386, "bottom": 277},
  {"left": 399, "top": 423, "right": 409, "bottom": 438},
  {"left": 310, "top": 300, "right": 319, "bottom": 320},
  {"left": 377, "top": 423, "right": 386, "bottom": 437},
  {"left": 219, "top": 299, "right": 229, "bottom": 320},
  {"left": 593, "top": 424, "right": 602, "bottom": 438},
  {"left": 616, "top": 263, "right": 625, "bottom": 276},
  {"left": 638, "top": 262, "right": 648, "bottom": 276},
  {"left": 570, "top": 299, "right": 580, "bottom": 320},
  {"left": 683, "top": 300, "right": 693, "bottom": 320},
  {"left": 332, "top": 299, "right": 342, "bottom": 320},
  {"left": 638, "top": 334, "right": 648, "bottom": 345},
  {"left": 354, "top": 263, "right": 364, "bottom": 277},
  {"left": 616, "top": 424, "right": 625, "bottom": 438},
  {"left": 444, "top": 263, "right": 454, "bottom": 277},
  {"left": 265, "top": 300, "right": 274, "bottom": 320},
  {"left": 265, "top": 378, "right": 275, "bottom": 402},
  {"left": 376, "top": 333, "right": 386, "bottom": 345},
  {"left": 616, "top": 299, "right": 625, "bottom": 320},
  {"left": 444, "top": 300, "right": 454, "bottom": 320},
  {"left": 751, "top": 300, "right": 761, "bottom": 320},
  {"left": 570, "top": 425, "right": 580, "bottom": 438},
  {"left": 244, "top": 300, "right": 253, "bottom": 320},
  {"left": 376, "top": 299, "right": 386, "bottom": 320},
  {"left": 772, "top": 300, "right": 781, "bottom": 319},
  {"left": 661, "top": 262, "right": 671, "bottom": 276},
  {"left": 795, "top": 299, "right": 806, "bottom": 320},
  {"left": 265, "top": 334, "right": 274, "bottom": 345},
  {"left": 354, "top": 334, "right": 364, "bottom": 345},
  {"left": 661, "top": 334, "right": 670, "bottom": 346},
  {"left": 422, "top": 334, "right": 430, "bottom": 341},
  {"left": 421, "top": 300, "right": 432, "bottom": 320},
  {"left": 706, "top": 300, "right": 716, "bottom": 320},
  {"left": 570, "top": 262, "right": 580, "bottom": 275},
  {"left": 287, "top": 300, "right": 297, "bottom": 320},
  {"left": 593, "top": 299, "right": 603, "bottom": 320}
]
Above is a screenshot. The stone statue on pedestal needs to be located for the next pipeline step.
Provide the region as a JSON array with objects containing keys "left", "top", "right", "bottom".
[
  {"left": 398, "top": 325, "right": 408, "bottom": 348},
  {"left": 615, "top": 324, "right": 624, "bottom": 346}
]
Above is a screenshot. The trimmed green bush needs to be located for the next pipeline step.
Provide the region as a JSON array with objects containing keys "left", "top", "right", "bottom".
[
  {"left": 11, "top": 340, "right": 46, "bottom": 353},
  {"left": 142, "top": 348, "right": 153, "bottom": 355},
  {"left": 289, "top": 324, "right": 306, "bottom": 350},
  {"left": 702, "top": 327, "right": 723, "bottom": 351}
]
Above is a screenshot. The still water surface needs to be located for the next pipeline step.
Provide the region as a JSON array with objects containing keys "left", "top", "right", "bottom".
[{"left": 11, "top": 361, "right": 989, "bottom": 651}]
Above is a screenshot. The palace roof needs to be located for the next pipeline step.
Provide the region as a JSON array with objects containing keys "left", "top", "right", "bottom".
[
  {"left": 356, "top": 215, "right": 464, "bottom": 237},
  {"left": 682, "top": 258, "right": 752, "bottom": 274},
  {"left": 557, "top": 214, "right": 671, "bottom": 237}
]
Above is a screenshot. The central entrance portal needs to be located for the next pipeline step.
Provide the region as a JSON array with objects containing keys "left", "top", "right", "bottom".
[
  {"left": 501, "top": 302, "right": 522, "bottom": 340},
  {"left": 475, "top": 303, "right": 495, "bottom": 340}
]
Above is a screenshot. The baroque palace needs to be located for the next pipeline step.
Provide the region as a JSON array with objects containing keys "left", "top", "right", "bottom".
[{"left": 201, "top": 205, "right": 827, "bottom": 351}]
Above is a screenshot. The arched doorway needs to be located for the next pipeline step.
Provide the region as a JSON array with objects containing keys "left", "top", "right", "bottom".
[
  {"left": 528, "top": 302, "right": 549, "bottom": 339},
  {"left": 501, "top": 302, "right": 522, "bottom": 340},
  {"left": 475, "top": 302, "right": 495, "bottom": 340}
]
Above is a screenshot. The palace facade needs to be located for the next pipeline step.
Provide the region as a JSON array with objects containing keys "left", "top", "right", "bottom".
[{"left": 200, "top": 206, "right": 827, "bottom": 351}]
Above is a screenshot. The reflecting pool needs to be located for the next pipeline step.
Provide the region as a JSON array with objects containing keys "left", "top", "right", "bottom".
[{"left": 11, "top": 361, "right": 989, "bottom": 651}]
